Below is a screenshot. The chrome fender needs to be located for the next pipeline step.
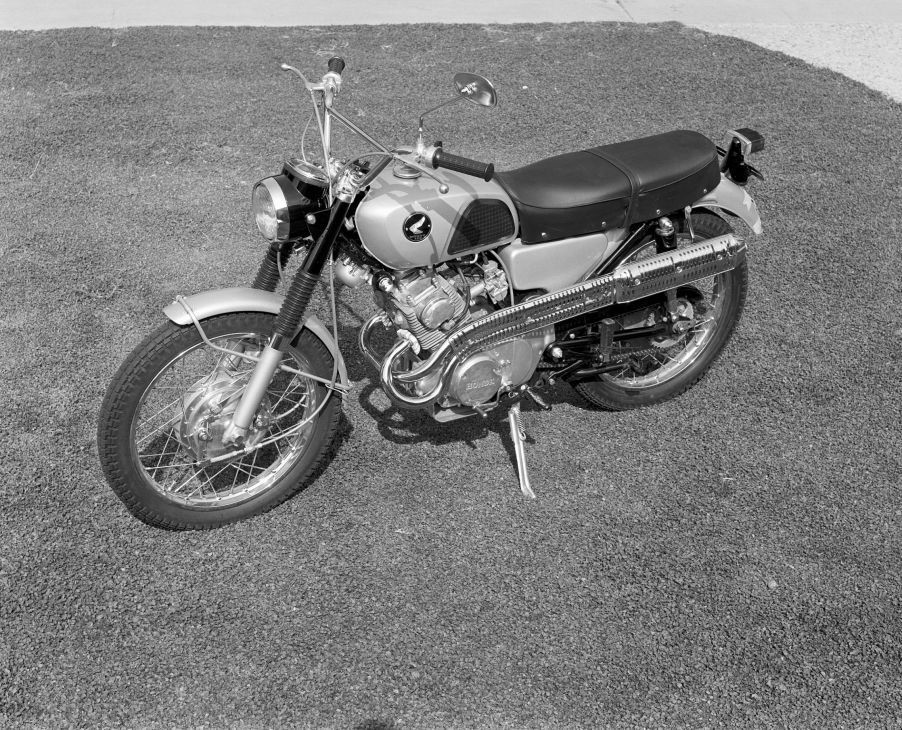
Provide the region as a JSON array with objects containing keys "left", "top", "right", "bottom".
[
  {"left": 162, "top": 286, "right": 349, "bottom": 386},
  {"left": 692, "top": 175, "right": 763, "bottom": 235}
]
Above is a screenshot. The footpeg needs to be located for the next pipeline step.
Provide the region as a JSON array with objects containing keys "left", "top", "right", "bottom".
[
  {"left": 507, "top": 402, "right": 536, "bottom": 499},
  {"left": 524, "top": 387, "right": 551, "bottom": 411}
]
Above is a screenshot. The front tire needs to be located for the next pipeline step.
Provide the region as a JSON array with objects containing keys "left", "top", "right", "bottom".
[
  {"left": 97, "top": 312, "right": 342, "bottom": 529},
  {"left": 574, "top": 212, "right": 747, "bottom": 410}
]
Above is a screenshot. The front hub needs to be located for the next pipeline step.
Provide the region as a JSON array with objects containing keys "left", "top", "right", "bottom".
[{"left": 178, "top": 373, "right": 272, "bottom": 460}]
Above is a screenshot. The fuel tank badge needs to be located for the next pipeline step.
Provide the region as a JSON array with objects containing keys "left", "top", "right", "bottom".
[{"left": 403, "top": 213, "right": 432, "bottom": 242}]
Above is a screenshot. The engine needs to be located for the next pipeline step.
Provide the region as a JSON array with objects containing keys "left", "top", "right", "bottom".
[
  {"left": 370, "top": 258, "right": 551, "bottom": 412},
  {"left": 372, "top": 258, "right": 508, "bottom": 352},
  {"left": 376, "top": 268, "right": 468, "bottom": 351}
]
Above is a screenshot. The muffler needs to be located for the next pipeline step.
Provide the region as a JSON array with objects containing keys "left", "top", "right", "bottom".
[{"left": 386, "top": 234, "right": 745, "bottom": 405}]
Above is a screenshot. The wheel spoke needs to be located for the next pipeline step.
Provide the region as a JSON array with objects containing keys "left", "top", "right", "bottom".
[
  {"left": 146, "top": 460, "right": 200, "bottom": 472},
  {"left": 230, "top": 454, "right": 243, "bottom": 491},
  {"left": 136, "top": 393, "right": 182, "bottom": 434},
  {"left": 130, "top": 325, "right": 323, "bottom": 509},
  {"left": 182, "top": 462, "right": 233, "bottom": 499},
  {"left": 605, "top": 252, "right": 726, "bottom": 386},
  {"left": 170, "top": 469, "right": 202, "bottom": 496},
  {"left": 230, "top": 459, "right": 265, "bottom": 480},
  {"left": 268, "top": 368, "right": 309, "bottom": 409},
  {"left": 690, "top": 315, "right": 716, "bottom": 332},
  {"left": 573, "top": 218, "right": 744, "bottom": 409},
  {"left": 136, "top": 419, "right": 180, "bottom": 448},
  {"left": 154, "top": 428, "right": 179, "bottom": 470},
  {"left": 140, "top": 450, "right": 182, "bottom": 460},
  {"left": 247, "top": 443, "right": 262, "bottom": 476}
]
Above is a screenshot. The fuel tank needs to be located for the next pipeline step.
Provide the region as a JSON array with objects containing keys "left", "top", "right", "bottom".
[{"left": 354, "top": 157, "right": 518, "bottom": 270}]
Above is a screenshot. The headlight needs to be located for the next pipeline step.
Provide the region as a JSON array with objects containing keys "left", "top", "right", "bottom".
[
  {"left": 252, "top": 173, "right": 325, "bottom": 242},
  {"left": 252, "top": 181, "right": 280, "bottom": 240}
]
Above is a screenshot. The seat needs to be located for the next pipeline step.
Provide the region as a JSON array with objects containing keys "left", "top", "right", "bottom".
[{"left": 496, "top": 130, "right": 722, "bottom": 244}]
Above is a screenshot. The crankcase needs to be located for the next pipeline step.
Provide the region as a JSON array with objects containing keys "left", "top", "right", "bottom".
[{"left": 448, "top": 337, "right": 545, "bottom": 407}]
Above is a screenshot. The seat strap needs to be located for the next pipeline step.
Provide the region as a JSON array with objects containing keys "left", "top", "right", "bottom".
[{"left": 588, "top": 147, "right": 640, "bottom": 225}]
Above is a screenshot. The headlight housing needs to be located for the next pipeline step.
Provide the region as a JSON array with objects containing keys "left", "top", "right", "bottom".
[
  {"left": 252, "top": 180, "right": 282, "bottom": 241},
  {"left": 252, "top": 161, "right": 329, "bottom": 241}
]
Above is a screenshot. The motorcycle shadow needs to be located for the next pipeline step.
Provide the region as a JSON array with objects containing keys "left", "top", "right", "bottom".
[
  {"left": 335, "top": 311, "right": 587, "bottom": 473},
  {"left": 354, "top": 376, "right": 584, "bottom": 470}
]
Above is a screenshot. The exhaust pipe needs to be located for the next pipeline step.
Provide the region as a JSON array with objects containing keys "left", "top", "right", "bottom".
[{"left": 384, "top": 234, "right": 745, "bottom": 407}]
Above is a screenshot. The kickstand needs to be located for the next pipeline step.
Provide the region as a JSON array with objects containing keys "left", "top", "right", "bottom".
[{"left": 507, "top": 402, "right": 536, "bottom": 499}]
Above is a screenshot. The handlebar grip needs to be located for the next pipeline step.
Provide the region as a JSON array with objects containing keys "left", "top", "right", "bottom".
[
  {"left": 327, "top": 57, "right": 345, "bottom": 74},
  {"left": 431, "top": 149, "right": 495, "bottom": 182}
]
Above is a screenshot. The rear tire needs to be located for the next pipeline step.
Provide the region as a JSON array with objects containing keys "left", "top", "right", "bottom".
[
  {"left": 574, "top": 212, "right": 747, "bottom": 411},
  {"left": 97, "top": 312, "right": 342, "bottom": 529}
]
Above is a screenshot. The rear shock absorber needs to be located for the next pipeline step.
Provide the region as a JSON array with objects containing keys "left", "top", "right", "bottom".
[{"left": 655, "top": 216, "right": 677, "bottom": 252}]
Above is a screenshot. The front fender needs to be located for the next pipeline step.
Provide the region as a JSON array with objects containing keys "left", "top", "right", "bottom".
[
  {"left": 163, "top": 286, "right": 349, "bottom": 386},
  {"left": 692, "top": 175, "right": 763, "bottom": 235}
]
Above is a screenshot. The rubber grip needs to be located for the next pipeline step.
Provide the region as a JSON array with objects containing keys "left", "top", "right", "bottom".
[
  {"left": 327, "top": 57, "right": 345, "bottom": 74},
  {"left": 431, "top": 149, "right": 495, "bottom": 182}
]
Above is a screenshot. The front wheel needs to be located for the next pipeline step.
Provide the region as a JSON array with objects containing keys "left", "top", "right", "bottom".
[
  {"left": 574, "top": 212, "right": 748, "bottom": 410},
  {"left": 97, "top": 312, "right": 343, "bottom": 529}
]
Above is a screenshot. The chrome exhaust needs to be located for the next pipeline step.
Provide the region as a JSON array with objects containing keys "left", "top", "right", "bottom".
[{"left": 382, "top": 233, "right": 745, "bottom": 408}]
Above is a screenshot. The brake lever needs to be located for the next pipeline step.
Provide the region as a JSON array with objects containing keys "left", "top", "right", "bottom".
[{"left": 280, "top": 63, "right": 320, "bottom": 92}]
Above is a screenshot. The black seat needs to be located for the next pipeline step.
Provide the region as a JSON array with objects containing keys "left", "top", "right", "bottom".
[{"left": 496, "top": 130, "right": 721, "bottom": 244}]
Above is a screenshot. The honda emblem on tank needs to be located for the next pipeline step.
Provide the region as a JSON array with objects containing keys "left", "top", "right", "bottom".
[{"left": 402, "top": 212, "right": 432, "bottom": 242}]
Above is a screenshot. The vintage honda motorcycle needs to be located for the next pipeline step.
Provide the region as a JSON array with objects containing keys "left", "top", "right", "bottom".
[{"left": 97, "top": 57, "right": 765, "bottom": 529}]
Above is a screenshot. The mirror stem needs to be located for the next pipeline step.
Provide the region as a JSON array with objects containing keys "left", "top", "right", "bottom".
[{"left": 419, "top": 94, "right": 466, "bottom": 122}]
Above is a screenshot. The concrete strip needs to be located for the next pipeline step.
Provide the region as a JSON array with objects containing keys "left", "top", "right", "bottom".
[
  {"left": 622, "top": 0, "right": 902, "bottom": 24},
  {"left": 5, "top": 0, "right": 902, "bottom": 29},
  {"left": 696, "top": 23, "right": 902, "bottom": 102},
  {"left": 0, "top": 0, "right": 628, "bottom": 29}
]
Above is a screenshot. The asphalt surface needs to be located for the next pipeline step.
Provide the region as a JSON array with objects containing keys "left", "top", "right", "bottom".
[{"left": 2, "top": 23, "right": 901, "bottom": 729}]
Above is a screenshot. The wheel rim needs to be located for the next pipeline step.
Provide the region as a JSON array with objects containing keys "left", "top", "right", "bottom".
[
  {"left": 603, "top": 235, "right": 729, "bottom": 389},
  {"left": 129, "top": 331, "right": 319, "bottom": 509}
]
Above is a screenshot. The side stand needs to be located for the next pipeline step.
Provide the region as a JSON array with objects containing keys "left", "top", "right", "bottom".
[{"left": 507, "top": 402, "right": 536, "bottom": 499}]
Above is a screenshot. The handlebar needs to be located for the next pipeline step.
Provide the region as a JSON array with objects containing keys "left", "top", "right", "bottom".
[
  {"left": 430, "top": 148, "right": 495, "bottom": 182},
  {"left": 280, "top": 57, "right": 492, "bottom": 193},
  {"left": 279, "top": 58, "right": 344, "bottom": 92}
]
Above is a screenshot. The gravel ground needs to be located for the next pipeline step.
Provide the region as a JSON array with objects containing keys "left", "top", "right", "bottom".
[{"left": 1, "top": 23, "right": 901, "bottom": 729}]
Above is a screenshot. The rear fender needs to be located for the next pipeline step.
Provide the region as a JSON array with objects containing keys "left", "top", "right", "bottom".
[
  {"left": 162, "top": 286, "right": 349, "bottom": 386},
  {"left": 692, "top": 175, "right": 763, "bottom": 235}
]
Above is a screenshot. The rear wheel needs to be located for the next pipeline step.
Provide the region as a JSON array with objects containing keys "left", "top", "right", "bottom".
[
  {"left": 574, "top": 212, "right": 747, "bottom": 410},
  {"left": 97, "top": 312, "right": 343, "bottom": 529}
]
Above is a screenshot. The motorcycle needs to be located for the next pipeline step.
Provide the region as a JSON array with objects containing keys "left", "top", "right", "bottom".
[{"left": 97, "top": 57, "right": 765, "bottom": 529}]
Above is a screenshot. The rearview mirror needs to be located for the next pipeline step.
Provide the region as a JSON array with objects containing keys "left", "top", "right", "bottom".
[{"left": 453, "top": 73, "right": 497, "bottom": 108}]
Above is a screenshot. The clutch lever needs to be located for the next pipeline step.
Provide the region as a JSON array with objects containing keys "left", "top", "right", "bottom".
[{"left": 280, "top": 63, "right": 320, "bottom": 92}]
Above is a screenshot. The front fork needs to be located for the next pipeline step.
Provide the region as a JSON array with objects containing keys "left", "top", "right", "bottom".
[{"left": 222, "top": 196, "right": 352, "bottom": 446}]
